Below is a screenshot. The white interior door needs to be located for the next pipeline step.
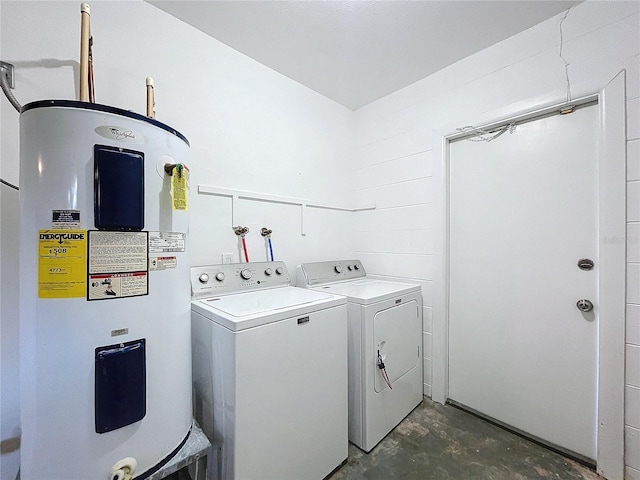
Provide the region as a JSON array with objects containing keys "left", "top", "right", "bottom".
[{"left": 448, "top": 104, "right": 598, "bottom": 461}]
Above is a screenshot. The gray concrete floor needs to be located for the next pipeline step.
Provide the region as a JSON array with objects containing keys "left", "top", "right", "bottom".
[
  {"left": 328, "top": 397, "right": 601, "bottom": 480},
  {"left": 168, "top": 397, "right": 601, "bottom": 480}
]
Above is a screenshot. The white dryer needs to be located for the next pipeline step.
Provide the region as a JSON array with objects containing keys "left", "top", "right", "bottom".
[
  {"left": 296, "top": 260, "right": 423, "bottom": 452},
  {"left": 191, "top": 261, "right": 348, "bottom": 480}
]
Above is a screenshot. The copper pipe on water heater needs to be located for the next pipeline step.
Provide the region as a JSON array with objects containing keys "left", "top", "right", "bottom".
[
  {"left": 79, "top": 3, "right": 91, "bottom": 102},
  {"left": 146, "top": 77, "right": 155, "bottom": 118}
]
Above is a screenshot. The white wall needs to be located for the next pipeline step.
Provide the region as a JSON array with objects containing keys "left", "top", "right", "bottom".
[
  {"left": 625, "top": 65, "right": 640, "bottom": 478},
  {"left": 0, "top": 1, "right": 354, "bottom": 478},
  {"left": 352, "top": 0, "right": 639, "bottom": 475}
]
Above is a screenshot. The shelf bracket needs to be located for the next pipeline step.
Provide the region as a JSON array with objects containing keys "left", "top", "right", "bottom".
[{"left": 198, "top": 184, "right": 375, "bottom": 237}]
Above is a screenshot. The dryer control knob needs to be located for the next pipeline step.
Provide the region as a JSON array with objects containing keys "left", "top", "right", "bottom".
[
  {"left": 353, "top": 264, "right": 360, "bottom": 271},
  {"left": 240, "top": 269, "right": 253, "bottom": 280},
  {"left": 275, "top": 267, "right": 284, "bottom": 275},
  {"left": 215, "top": 272, "right": 225, "bottom": 282},
  {"left": 334, "top": 265, "right": 342, "bottom": 274},
  {"left": 348, "top": 265, "right": 353, "bottom": 271},
  {"left": 264, "top": 268, "right": 273, "bottom": 276},
  {"left": 198, "top": 273, "right": 210, "bottom": 284}
]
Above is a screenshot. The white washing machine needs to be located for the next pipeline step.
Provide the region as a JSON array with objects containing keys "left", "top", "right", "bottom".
[
  {"left": 296, "top": 260, "right": 423, "bottom": 452},
  {"left": 191, "top": 261, "right": 348, "bottom": 480}
]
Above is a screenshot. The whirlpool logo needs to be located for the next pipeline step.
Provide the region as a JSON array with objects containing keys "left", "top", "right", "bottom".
[{"left": 95, "top": 125, "right": 147, "bottom": 144}]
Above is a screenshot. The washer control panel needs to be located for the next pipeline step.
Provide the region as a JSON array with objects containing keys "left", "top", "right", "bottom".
[
  {"left": 191, "top": 261, "right": 291, "bottom": 299},
  {"left": 296, "top": 259, "right": 366, "bottom": 286}
]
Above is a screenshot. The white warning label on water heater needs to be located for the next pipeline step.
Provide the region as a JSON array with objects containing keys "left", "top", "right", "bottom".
[
  {"left": 88, "top": 272, "right": 148, "bottom": 300},
  {"left": 87, "top": 231, "right": 149, "bottom": 301},
  {"left": 88, "top": 231, "right": 148, "bottom": 273},
  {"left": 148, "top": 231, "right": 186, "bottom": 253},
  {"left": 149, "top": 256, "right": 177, "bottom": 271}
]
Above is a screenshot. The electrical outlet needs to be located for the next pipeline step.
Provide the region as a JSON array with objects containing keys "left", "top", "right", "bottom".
[{"left": 222, "top": 253, "right": 234, "bottom": 264}]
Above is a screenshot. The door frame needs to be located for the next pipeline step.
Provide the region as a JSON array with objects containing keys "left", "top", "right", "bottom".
[{"left": 431, "top": 72, "right": 626, "bottom": 479}]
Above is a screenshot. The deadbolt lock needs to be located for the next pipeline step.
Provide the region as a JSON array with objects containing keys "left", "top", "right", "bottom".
[
  {"left": 577, "top": 258, "right": 594, "bottom": 271},
  {"left": 576, "top": 299, "right": 594, "bottom": 313}
]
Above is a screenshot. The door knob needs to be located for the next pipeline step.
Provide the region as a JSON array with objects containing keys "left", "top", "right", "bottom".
[{"left": 576, "top": 299, "right": 594, "bottom": 312}]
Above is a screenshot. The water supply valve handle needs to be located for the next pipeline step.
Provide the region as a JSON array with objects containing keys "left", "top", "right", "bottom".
[
  {"left": 163, "top": 163, "right": 184, "bottom": 178},
  {"left": 233, "top": 226, "right": 249, "bottom": 237},
  {"left": 261, "top": 227, "right": 273, "bottom": 237}
]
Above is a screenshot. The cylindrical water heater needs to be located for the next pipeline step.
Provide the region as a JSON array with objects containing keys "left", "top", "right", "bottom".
[{"left": 19, "top": 100, "right": 192, "bottom": 479}]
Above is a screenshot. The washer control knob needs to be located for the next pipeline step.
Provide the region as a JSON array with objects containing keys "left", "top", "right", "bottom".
[
  {"left": 347, "top": 265, "right": 353, "bottom": 271},
  {"left": 240, "top": 269, "right": 253, "bottom": 280},
  {"left": 275, "top": 267, "right": 284, "bottom": 275},
  {"left": 353, "top": 264, "right": 360, "bottom": 271},
  {"left": 334, "top": 265, "right": 342, "bottom": 274},
  {"left": 198, "top": 273, "right": 210, "bottom": 284},
  {"left": 215, "top": 272, "right": 225, "bottom": 282},
  {"left": 265, "top": 268, "right": 273, "bottom": 276}
]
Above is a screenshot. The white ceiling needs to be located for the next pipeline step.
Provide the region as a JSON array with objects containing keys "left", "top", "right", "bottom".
[{"left": 149, "top": 0, "right": 581, "bottom": 110}]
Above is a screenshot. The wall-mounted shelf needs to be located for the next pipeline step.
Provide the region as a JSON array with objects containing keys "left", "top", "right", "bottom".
[{"left": 198, "top": 184, "right": 376, "bottom": 236}]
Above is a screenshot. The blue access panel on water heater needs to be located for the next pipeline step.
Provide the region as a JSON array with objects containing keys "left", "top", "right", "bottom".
[
  {"left": 94, "top": 144, "right": 145, "bottom": 231},
  {"left": 95, "top": 339, "right": 146, "bottom": 433}
]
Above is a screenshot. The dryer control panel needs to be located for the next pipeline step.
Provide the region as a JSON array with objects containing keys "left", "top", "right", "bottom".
[
  {"left": 191, "top": 261, "right": 291, "bottom": 299},
  {"left": 296, "top": 259, "right": 366, "bottom": 286}
]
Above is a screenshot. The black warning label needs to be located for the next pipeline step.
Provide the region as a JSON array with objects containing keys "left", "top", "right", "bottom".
[{"left": 52, "top": 210, "right": 80, "bottom": 229}]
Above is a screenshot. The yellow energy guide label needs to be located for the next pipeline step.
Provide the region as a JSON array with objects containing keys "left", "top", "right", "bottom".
[{"left": 38, "top": 230, "right": 87, "bottom": 298}]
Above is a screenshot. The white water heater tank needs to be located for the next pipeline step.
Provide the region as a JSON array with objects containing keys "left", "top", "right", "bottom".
[{"left": 19, "top": 100, "right": 192, "bottom": 479}]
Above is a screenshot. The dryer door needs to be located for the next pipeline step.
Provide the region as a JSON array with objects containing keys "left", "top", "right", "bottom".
[{"left": 373, "top": 300, "right": 420, "bottom": 393}]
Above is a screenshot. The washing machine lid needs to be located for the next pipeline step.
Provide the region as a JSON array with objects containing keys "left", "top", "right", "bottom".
[
  {"left": 191, "top": 286, "right": 345, "bottom": 331},
  {"left": 311, "top": 279, "right": 420, "bottom": 305}
]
